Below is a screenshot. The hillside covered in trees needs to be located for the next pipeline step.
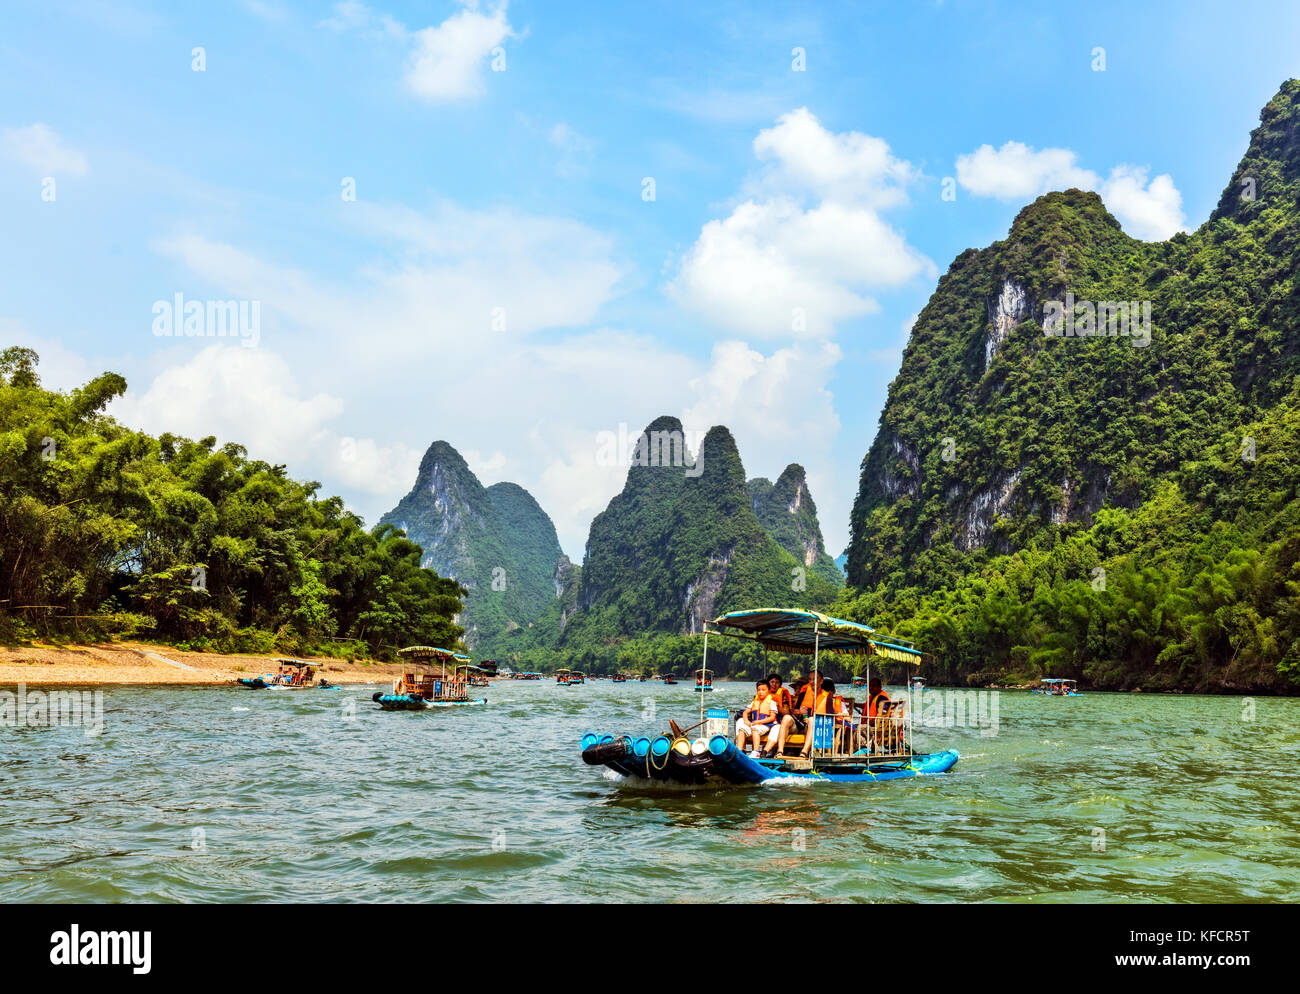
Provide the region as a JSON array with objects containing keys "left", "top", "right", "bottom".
[
  {"left": 0, "top": 348, "right": 464, "bottom": 657},
  {"left": 842, "top": 80, "right": 1300, "bottom": 693},
  {"left": 496, "top": 416, "right": 843, "bottom": 677},
  {"left": 379, "top": 441, "right": 563, "bottom": 657}
]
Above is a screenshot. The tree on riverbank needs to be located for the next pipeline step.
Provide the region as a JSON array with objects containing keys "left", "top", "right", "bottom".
[{"left": 0, "top": 348, "right": 464, "bottom": 657}]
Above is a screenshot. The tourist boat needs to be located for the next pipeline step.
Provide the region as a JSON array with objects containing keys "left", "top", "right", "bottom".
[
  {"left": 662, "top": 675, "right": 678, "bottom": 685},
  {"left": 910, "top": 676, "right": 926, "bottom": 691},
  {"left": 611, "top": 673, "right": 627, "bottom": 683},
  {"left": 581, "top": 608, "right": 957, "bottom": 785},
  {"left": 570, "top": 670, "right": 586, "bottom": 685},
  {"left": 851, "top": 675, "right": 867, "bottom": 690},
  {"left": 372, "top": 647, "right": 487, "bottom": 710},
  {"left": 511, "top": 671, "right": 542, "bottom": 681},
  {"left": 1032, "top": 678, "right": 1080, "bottom": 696},
  {"left": 692, "top": 669, "right": 713, "bottom": 692},
  {"left": 237, "top": 659, "right": 336, "bottom": 690}
]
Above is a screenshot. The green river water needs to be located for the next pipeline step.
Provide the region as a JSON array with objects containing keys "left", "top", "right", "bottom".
[{"left": 1, "top": 679, "right": 1297, "bottom": 902}]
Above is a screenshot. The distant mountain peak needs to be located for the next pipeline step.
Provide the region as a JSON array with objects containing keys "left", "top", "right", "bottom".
[
  {"left": 380, "top": 439, "right": 562, "bottom": 652},
  {"left": 1213, "top": 78, "right": 1300, "bottom": 222}
]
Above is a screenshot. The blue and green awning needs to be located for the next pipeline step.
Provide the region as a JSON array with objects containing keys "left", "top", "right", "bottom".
[{"left": 709, "top": 608, "right": 921, "bottom": 663}]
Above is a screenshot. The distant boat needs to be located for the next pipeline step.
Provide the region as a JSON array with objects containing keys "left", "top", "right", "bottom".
[
  {"left": 237, "top": 659, "right": 335, "bottom": 690},
  {"left": 1032, "top": 678, "right": 1080, "bottom": 696},
  {"left": 662, "top": 675, "right": 678, "bottom": 685},
  {"left": 692, "top": 668, "right": 713, "bottom": 692},
  {"left": 372, "top": 647, "right": 486, "bottom": 710}
]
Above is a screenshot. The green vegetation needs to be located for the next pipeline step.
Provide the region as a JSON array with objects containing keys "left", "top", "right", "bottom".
[
  {"left": 378, "top": 442, "right": 563, "bottom": 658},
  {"left": 495, "top": 417, "right": 841, "bottom": 675},
  {"left": 748, "top": 465, "right": 844, "bottom": 587},
  {"left": 843, "top": 80, "right": 1300, "bottom": 693},
  {"left": 0, "top": 348, "right": 465, "bottom": 657}
]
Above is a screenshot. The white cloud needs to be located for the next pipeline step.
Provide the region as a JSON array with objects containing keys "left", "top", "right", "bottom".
[
  {"left": 111, "top": 346, "right": 421, "bottom": 499},
  {"left": 1096, "top": 165, "right": 1185, "bottom": 242},
  {"left": 955, "top": 141, "right": 1094, "bottom": 200},
  {"left": 406, "top": 2, "right": 513, "bottom": 103},
  {"left": 463, "top": 448, "right": 507, "bottom": 480},
  {"left": 751, "top": 107, "right": 916, "bottom": 207},
  {"left": 319, "top": 1, "right": 512, "bottom": 102},
  {"left": 1, "top": 123, "right": 89, "bottom": 175},
  {"left": 955, "top": 141, "right": 1186, "bottom": 241},
  {"left": 671, "top": 109, "right": 931, "bottom": 339},
  {"left": 682, "top": 340, "right": 841, "bottom": 449}
]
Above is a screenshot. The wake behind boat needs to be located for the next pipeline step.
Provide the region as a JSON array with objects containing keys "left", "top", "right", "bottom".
[
  {"left": 372, "top": 646, "right": 487, "bottom": 710},
  {"left": 581, "top": 608, "right": 958, "bottom": 786}
]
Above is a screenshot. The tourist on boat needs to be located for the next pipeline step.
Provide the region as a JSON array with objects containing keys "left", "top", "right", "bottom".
[
  {"left": 797, "top": 674, "right": 835, "bottom": 758},
  {"left": 866, "top": 677, "right": 890, "bottom": 718},
  {"left": 736, "top": 681, "right": 779, "bottom": 756},
  {"left": 766, "top": 673, "right": 797, "bottom": 757}
]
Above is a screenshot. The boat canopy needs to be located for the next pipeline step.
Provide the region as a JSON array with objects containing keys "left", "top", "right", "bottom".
[
  {"left": 398, "top": 646, "right": 469, "bottom": 662},
  {"left": 1039, "top": 677, "right": 1077, "bottom": 683},
  {"left": 275, "top": 658, "right": 310, "bottom": 667},
  {"left": 709, "top": 608, "right": 921, "bottom": 663}
]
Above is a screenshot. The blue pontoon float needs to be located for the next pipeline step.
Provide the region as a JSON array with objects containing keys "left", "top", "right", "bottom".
[{"left": 581, "top": 608, "right": 958, "bottom": 785}]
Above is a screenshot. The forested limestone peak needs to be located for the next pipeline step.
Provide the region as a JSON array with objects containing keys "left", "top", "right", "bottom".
[{"left": 1212, "top": 78, "right": 1300, "bottom": 222}]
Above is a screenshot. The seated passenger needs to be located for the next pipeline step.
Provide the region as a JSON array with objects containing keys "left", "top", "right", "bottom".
[
  {"left": 797, "top": 674, "right": 835, "bottom": 758},
  {"left": 735, "top": 681, "right": 779, "bottom": 756},
  {"left": 865, "top": 677, "right": 902, "bottom": 752},
  {"left": 766, "top": 673, "right": 796, "bottom": 757}
]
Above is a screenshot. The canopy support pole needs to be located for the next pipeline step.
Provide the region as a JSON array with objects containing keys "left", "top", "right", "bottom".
[
  {"left": 699, "top": 630, "right": 709, "bottom": 731},
  {"left": 812, "top": 620, "right": 820, "bottom": 760}
]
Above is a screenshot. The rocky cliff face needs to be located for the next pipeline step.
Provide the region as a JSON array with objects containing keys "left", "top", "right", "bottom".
[
  {"left": 748, "top": 465, "right": 843, "bottom": 586},
  {"left": 379, "top": 441, "right": 564, "bottom": 652}
]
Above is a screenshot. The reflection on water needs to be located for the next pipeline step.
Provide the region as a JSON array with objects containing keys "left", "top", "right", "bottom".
[{"left": 1, "top": 680, "right": 1298, "bottom": 902}]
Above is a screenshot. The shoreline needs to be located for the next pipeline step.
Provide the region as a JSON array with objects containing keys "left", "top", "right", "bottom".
[{"left": 0, "top": 642, "right": 406, "bottom": 687}]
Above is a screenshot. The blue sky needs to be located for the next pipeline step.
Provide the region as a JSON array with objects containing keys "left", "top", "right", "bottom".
[{"left": 2, "top": 0, "right": 1298, "bottom": 559}]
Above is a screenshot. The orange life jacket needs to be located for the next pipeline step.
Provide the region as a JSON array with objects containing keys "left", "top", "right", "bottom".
[{"left": 798, "top": 684, "right": 832, "bottom": 714}]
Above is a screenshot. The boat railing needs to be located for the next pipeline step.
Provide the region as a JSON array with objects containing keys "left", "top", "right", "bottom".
[{"left": 806, "top": 698, "right": 914, "bottom": 761}]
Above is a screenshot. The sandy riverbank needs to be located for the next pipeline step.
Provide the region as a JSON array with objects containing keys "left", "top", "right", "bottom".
[{"left": 0, "top": 642, "right": 407, "bottom": 687}]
